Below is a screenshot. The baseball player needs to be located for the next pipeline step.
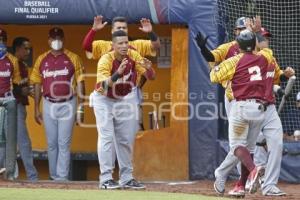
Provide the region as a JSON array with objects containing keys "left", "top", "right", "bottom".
[
  {"left": 83, "top": 16, "right": 160, "bottom": 126},
  {"left": 195, "top": 16, "right": 250, "bottom": 193},
  {"left": 210, "top": 29, "right": 276, "bottom": 195},
  {"left": 83, "top": 16, "right": 160, "bottom": 180},
  {"left": 0, "top": 28, "right": 21, "bottom": 180},
  {"left": 82, "top": 15, "right": 160, "bottom": 60},
  {"left": 213, "top": 27, "right": 293, "bottom": 197},
  {"left": 12, "top": 37, "right": 38, "bottom": 181},
  {"left": 195, "top": 16, "right": 248, "bottom": 113},
  {"left": 30, "top": 27, "right": 85, "bottom": 181},
  {"left": 93, "top": 30, "right": 155, "bottom": 189},
  {"left": 195, "top": 16, "right": 249, "bottom": 193},
  {"left": 249, "top": 28, "right": 292, "bottom": 196}
]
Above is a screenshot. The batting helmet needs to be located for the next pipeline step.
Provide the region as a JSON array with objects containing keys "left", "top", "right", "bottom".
[
  {"left": 236, "top": 29, "right": 256, "bottom": 52},
  {"left": 235, "top": 17, "right": 247, "bottom": 29}
]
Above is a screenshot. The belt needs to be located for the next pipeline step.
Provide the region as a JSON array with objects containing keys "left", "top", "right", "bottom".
[
  {"left": 45, "top": 96, "right": 73, "bottom": 103},
  {"left": 256, "top": 139, "right": 267, "bottom": 147},
  {"left": 0, "top": 91, "right": 13, "bottom": 98},
  {"left": 237, "top": 99, "right": 271, "bottom": 111}
]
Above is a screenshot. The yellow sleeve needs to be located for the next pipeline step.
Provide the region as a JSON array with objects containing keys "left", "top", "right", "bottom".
[
  {"left": 64, "top": 50, "right": 85, "bottom": 85},
  {"left": 225, "top": 82, "right": 234, "bottom": 101},
  {"left": 129, "top": 40, "right": 156, "bottom": 57},
  {"left": 210, "top": 54, "right": 241, "bottom": 83},
  {"left": 13, "top": 63, "right": 21, "bottom": 84},
  {"left": 96, "top": 53, "right": 113, "bottom": 92},
  {"left": 259, "top": 48, "right": 273, "bottom": 63},
  {"left": 211, "top": 41, "right": 236, "bottom": 63},
  {"left": 30, "top": 53, "right": 48, "bottom": 84},
  {"left": 273, "top": 59, "right": 283, "bottom": 85},
  {"left": 74, "top": 56, "right": 84, "bottom": 82},
  {"left": 128, "top": 50, "right": 146, "bottom": 78},
  {"left": 92, "top": 40, "right": 113, "bottom": 60},
  {"left": 259, "top": 48, "right": 283, "bottom": 84},
  {"left": 7, "top": 54, "right": 21, "bottom": 84}
]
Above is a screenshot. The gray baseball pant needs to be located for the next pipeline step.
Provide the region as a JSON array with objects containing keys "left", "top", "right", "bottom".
[
  {"left": 93, "top": 91, "right": 138, "bottom": 185},
  {"left": 17, "top": 103, "right": 38, "bottom": 180},
  {"left": 253, "top": 133, "right": 268, "bottom": 167},
  {"left": 43, "top": 97, "right": 76, "bottom": 180},
  {"left": 94, "top": 88, "right": 140, "bottom": 176},
  {"left": 215, "top": 104, "right": 282, "bottom": 194},
  {"left": 0, "top": 98, "right": 17, "bottom": 179}
]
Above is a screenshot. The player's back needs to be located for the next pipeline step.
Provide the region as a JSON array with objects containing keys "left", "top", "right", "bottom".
[{"left": 232, "top": 52, "right": 269, "bottom": 101}]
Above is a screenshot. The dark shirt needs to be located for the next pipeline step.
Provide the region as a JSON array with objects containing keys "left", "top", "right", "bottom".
[{"left": 13, "top": 61, "right": 29, "bottom": 105}]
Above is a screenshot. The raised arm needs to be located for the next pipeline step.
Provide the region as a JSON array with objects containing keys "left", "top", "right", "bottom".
[
  {"left": 139, "top": 18, "right": 160, "bottom": 51},
  {"left": 82, "top": 16, "right": 108, "bottom": 52},
  {"left": 195, "top": 32, "right": 215, "bottom": 62}
]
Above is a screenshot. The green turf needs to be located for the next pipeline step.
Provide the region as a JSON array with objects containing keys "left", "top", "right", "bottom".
[{"left": 0, "top": 188, "right": 230, "bottom": 200}]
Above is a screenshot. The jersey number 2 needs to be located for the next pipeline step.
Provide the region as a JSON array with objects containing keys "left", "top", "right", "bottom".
[{"left": 248, "top": 66, "right": 262, "bottom": 81}]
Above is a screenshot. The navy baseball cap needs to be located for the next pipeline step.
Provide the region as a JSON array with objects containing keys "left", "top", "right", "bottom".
[
  {"left": 235, "top": 17, "right": 247, "bottom": 29},
  {"left": 48, "top": 27, "right": 64, "bottom": 39}
]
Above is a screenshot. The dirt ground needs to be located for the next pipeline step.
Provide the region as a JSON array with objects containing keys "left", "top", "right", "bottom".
[{"left": 0, "top": 179, "right": 299, "bottom": 199}]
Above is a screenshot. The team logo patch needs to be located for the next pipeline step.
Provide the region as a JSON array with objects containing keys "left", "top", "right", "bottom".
[
  {"left": 214, "top": 66, "right": 220, "bottom": 72},
  {"left": 42, "top": 67, "right": 69, "bottom": 78},
  {"left": 0, "top": 69, "right": 11, "bottom": 77}
]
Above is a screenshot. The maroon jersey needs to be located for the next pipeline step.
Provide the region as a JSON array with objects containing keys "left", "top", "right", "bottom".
[
  {"left": 13, "top": 61, "right": 29, "bottom": 105},
  {"left": 107, "top": 55, "right": 138, "bottom": 99},
  {"left": 264, "top": 60, "right": 277, "bottom": 104},
  {"left": 39, "top": 53, "right": 75, "bottom": 99},
  {"left": 232, "top": 53, "right": 269, "bottom": 101},
  {"left": 0, "top": 57, "right": 14, "bottom": 96},
  {"left": 225, "top": 43, "right": 240, "bottom": 60}
]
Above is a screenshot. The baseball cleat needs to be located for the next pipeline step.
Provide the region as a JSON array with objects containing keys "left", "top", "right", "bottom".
[
  {"left": 248, "top": 166, "right": 263, "bottom": 194},
  {"left": 213, "top": 176, "right": 226, "bottom": 195},
  {"left": 0, "top": 168, "right": 6, "bottom": 174},
  {"left": 264, "top": 186, "right": 286, "bottom": 196},
  {"left": 228, "top": 182, "right": 245, "bottom": 197},
  {"left": 245, "top": 179, "right": 250, "bottom": 191},
  {"left": 100, "top": 179, "right": 121, "bottom": 190},
  {"left": 123, "top": 179, "right": 145, "bottom": 190}
]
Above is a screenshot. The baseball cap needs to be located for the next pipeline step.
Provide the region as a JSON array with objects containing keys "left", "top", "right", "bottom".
[
  {"left": 261, "top": 27, "right": 272, "bottom": 38},
  {"left": 0, "top": 28, "right": 7, "bottom": 42},
  {"left": 296, "top": 92, "right": 300, "bottom": 101},
  {"left": 235, "top": 17, "right": 247, "bottom": 29},
  {"left": 48, "top": 27, "right": 64, "bottom": 39}
]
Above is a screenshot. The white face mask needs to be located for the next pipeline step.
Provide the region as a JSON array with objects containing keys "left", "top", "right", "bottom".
[{"left": 51, "top": 40, "right": 63, "bottom": 51}]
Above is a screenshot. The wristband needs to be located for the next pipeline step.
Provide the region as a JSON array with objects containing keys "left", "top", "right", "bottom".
[
  {"left": 148, "top": 32, "right": 158, "bottom": 41},
  {"left": 280, "top": 73, "right": 288, "bottom": 82},
  {"left": 111, "top": 72, "right": 121, "bottom": 82}
]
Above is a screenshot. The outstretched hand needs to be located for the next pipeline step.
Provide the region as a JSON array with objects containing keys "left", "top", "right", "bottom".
[
  {"left": 138, "top": 58, "right": 152, "bottom": 69},
  {"left": 92, "top": 15, "right": 108, "bottom": 31},
  {"left": 138, "top": 18, "right": 153, "bottom": 33},
  {"left": 245, "top": 15, "right": 261, "bottom": 32},
  {"left": 284, "top": 67, "right": 295, "bottom": 78},
  {"left": 117, "top": 58, "right": 128, "bottom": 75}
]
